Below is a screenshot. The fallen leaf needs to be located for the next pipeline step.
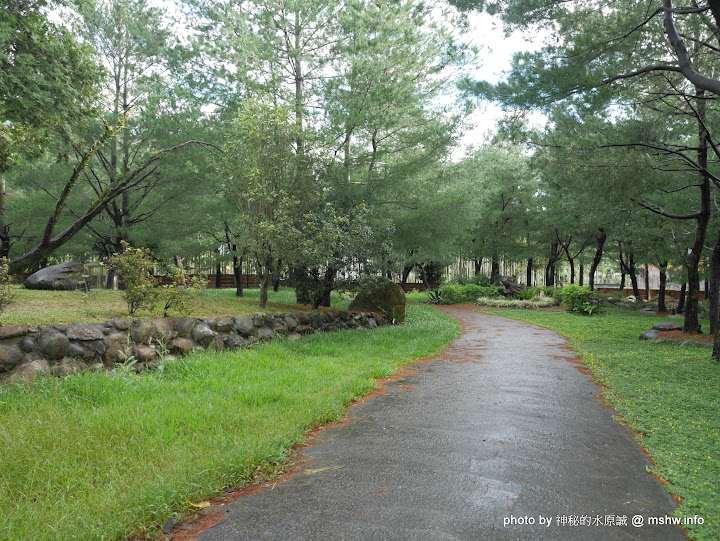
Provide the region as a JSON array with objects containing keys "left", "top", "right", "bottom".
[{"left": 185, "top": 498, "right": 211, "bottom": 509}]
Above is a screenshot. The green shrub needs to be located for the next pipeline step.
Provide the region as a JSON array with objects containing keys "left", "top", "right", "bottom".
[
  {"left": 0, "top": 258, "right": 16, "bottom": 321},
  {"left": 475, "top": 296, "right": 555, "bottom": 308},
  {"left": 437, "top": 283, "right": 500, "bottom": 304},
  {"left": 108, "top": 241, "right": 158, "bottom": 316},
  {"left": 159, "top": 268, "right": 207, "bottom": 317},
  {"left": 557, "top": 284, "right": 599, "bottom": 315}
]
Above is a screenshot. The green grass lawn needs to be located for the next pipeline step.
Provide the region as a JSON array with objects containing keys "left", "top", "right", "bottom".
[
  {"left": 0, "top": 304, "right": 459, "bottom": 540},
  {"left": 1, "top": 286, "right": 347, "bottom": 326},
  {"left": 482, "top": 305, "right": 719, "bottom": 541}
]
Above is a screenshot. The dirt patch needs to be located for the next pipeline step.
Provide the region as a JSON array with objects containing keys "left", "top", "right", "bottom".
[{"left": 659, "top": 329, "right": 713, "bottom": 344}]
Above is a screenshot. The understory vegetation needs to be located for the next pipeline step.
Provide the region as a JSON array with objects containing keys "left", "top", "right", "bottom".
[
  {"left": 0, "top": 304, "right": 458, "bottom": 540},
  {"left": 484, "top": 306, "right": 719, "bottom": 541}
]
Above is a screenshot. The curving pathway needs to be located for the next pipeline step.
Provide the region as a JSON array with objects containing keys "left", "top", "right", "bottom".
[{"left": 173, "top": 305, "right": 686, "bottom": 541}]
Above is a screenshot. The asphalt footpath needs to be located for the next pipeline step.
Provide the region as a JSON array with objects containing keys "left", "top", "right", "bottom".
[{"left": 175, "top": 304, "right": 687, "bottom": 541}]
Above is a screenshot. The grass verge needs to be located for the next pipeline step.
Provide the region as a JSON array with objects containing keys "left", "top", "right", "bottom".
[
  {"left": 0, "top": 304, "right": 458, "bottom": 540},
  {"left": 481, "top": 306, "right": 719, "bottom": 541},
  {"left": 1, "top": 287, "right": 345, "bottom": 325}
]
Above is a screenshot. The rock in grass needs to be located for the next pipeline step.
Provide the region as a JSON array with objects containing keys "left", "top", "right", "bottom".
[
  {"left": 8, "top": 359, "right": 50, "bottom": 384},
  {"left": 167, "top": 337, "right": 193, "bottom": 355},
  {"left": 0, "top": 344, "right": 24, "bottom": 369},
  {"left": 639, "top": 329, "right": 660, "bottom": 340},
  {"left": 67, "top": 323, "right": 104, "bottom": 341},
  {"left": 349, "top": 278, "right": 406, "bottom": 320},
  {"left": 39, "top": 331, "right": 70, "bottom": 360},
  {"left": 652, "top": 322, "right": 683, "bottom": 331},
  {"left": 135, "top": 346, "right": 157, "bottom": 362},
  {"left": 23, "top": 262, "right": 86, "bottom": 290},
  {"left": 0, "top": 324, "right": 29, "bottom": 340},
  {"left": 191, "top": 323, "right": 215, "bottom": 347}
]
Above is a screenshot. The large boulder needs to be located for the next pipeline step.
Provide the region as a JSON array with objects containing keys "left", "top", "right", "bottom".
[
  {"left": 24, "top": 262, "right": 87, "bottom": 290},
  {"left": 349, "top": 279, "right": 406, "bottom": 321}
]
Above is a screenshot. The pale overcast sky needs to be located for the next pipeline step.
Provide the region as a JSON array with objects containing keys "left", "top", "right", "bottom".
[{"left": 456, "top": 10, "right": 548, "bottom": 154}]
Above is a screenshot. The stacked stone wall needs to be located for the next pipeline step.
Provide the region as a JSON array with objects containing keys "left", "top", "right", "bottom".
[{"left": 1, "top": 311, "right": 388, "bottom": 384}]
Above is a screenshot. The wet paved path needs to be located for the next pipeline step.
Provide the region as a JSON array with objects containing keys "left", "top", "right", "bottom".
[{"left": 178, "top": 305, "right": 685, "bottom": 540}]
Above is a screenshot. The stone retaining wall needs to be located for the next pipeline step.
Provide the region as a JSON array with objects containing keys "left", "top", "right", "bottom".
[{"left": 1, "top": 311, "right": 388, "bottom": 384}]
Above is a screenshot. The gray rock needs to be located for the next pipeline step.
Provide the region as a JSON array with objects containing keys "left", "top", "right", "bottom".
[
  {"left": 284, "top": 314, "right": 299, "bottom": 331},
  {"left": 253, "top": 313, "right": 267, "bottom": 328},
  {"left": 191, "top": 323, "right": 216, "bottom": 348},
  {"left": 173, "top": 317, "right": 196, "bottom": 337},
  {"left": 199, "top": 318, "right": 217, "bottom": 330},
  {"left": 286, "top": 333, "right": 301, "bottom": 342},
  {"left": 111, "top": 319, "right": 131, "bottom": 331},
  {"left": 8, "top": 359, "right": 50, "bottom": 384},
  {"left": 0, "top": 324, "right": 29, "bottom": 339},
  {"left": 217, "top": 318, "right": 234, "bottom": 333},
  {"left": 639, "top": 329, "right": 661, "bottom": 340},
  {"left": 223, "top": 334, "right": 246, "bottom": 350},
  {"left": 67, "top": 323, "right": 104, "bottom": 341},
  {"left": 88, "top": 362, "right": 105, "bottom": 372},
  {"left": 19, "top": 336, "right": 35, "bottom": 353},
  {"left": 39, "top": 331, "right": 70, "bottom": 360},
  {"left": 273, "top": 319, "right": 288, "bottom": 335},
  {"left": 234, "top": 316, "right": 254, "bottom": 337},
  {"left": 52, "top": 358, "right": 86, "bottom": 376},
  {"left": 207, "top": 334, "right": 224, "bottom": 350},
  {"left": 23, "top": 262, "right": 87, "bottom": 290},
  {"left": 652, "top": 322, "right": 683, "bottom": 331},
  {"left": 167, "top": 337, "right": 193, "bottom": 355},
  {"left": 349, "top": 278, "right": 406, "bottom": 320},
  {"left": 152, "top": 318, "right": 173, "bottom": 342},
  {"left": 130, "top": 320, "right": 153, "bottom": 344},
  {"left": 104, "top": 333, "right": 129, "bottom": 364},
  {"left": 295, "top": 324, "right": 314, "bottom": 335},
  {"left": 135, "top": 346, "right": 157, "bottom": 362},
  {"left": 0, "top": 344, "right": 24, "bottom": 369},
  {"left": 256, "top": 327, "right": 276, "bottom": 342}
]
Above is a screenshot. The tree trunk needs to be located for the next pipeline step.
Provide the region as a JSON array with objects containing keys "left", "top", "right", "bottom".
[
  {"left": 105, "top": 267, "right": 116, "bottom": 290},
  {"left": 490, "top": 255, "right": 500, "bottom": 285},
  {"left": 619, "top": 271, "right": 626, "bottom": 294},
  {"left": 259, "top": 258, "right": 272, "bottom": 309},
  {"left": 314, "top": 267, "right": 335, "bottom": 309},
  {"left": 588, "top": 228, "right": 606, "bottom": 291},
  {"left": 683, "top": 88, "right": 711, "bottom": 334},
  {"left": 291, "top": 266, "right": 312, "bottom": 305},
  {"left": 645, "top": 266, "right": 650, "bottom": 301},
  {"left": 619, "top": 250, "right": 641, "bottom": 298},
  {"left": 215, "top": 263, "right": 222, "bottom": 289},
  {"left": 526, "top": 258, "right": 533, "bottom": 287},
  {"left": 658, "top": 262, "right": 668, "bottom": 313},
  {"left": 474, "top": 258, "right": 483, "bottom": 275},
  {"left": 273, "top": 259, "right": 282, "bottom": 292},
  {"left": 545, "top": 242, "right": 559, "bottom": 287},
  {"left": 569, "top": 258, "right": 575, "bottom": 284},
  {"left": 579, "top": 264, "right": 584, "bottom": 287},
  {"left": 400, "top": 264, "right": 413, "bottom": 289},
  {"left": 233, "top": 253, "right": 243, "bottom": 297},
  {"left": 710, "top": 229, "right": 720, "bottom": 335},
  {"left": 419, "top": 263, "right": 431, "bottom": 291},
  {"left": 678, "top": 283, "right": 687, "bottom": 314}
]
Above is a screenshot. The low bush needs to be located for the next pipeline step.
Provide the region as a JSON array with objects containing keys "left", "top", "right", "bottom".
[
  {"left": 438, "top": 283, "right": 500, "bottom": 304},
  {"left": 107, "top": 242, "right": 158, "bottom": 316},
  {"left": 476, "top": 296, "right": 555, "bottom": 309},
  {"left": 557, "top": 284, "right": 600, "bottom": 315}
]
